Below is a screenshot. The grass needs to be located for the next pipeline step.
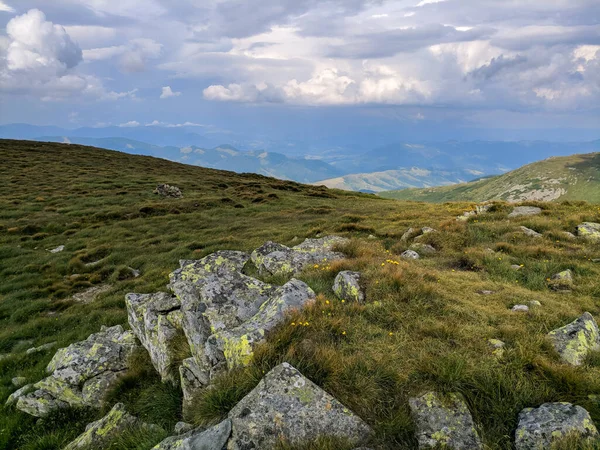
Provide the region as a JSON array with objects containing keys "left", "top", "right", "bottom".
[{"left": 1, "top": 140, "right": 600, "bottom": 449}]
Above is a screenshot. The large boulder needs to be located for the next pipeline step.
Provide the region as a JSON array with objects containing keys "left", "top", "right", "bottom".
[
  {"left": 547, "top": 312, "right": 600, "bottom": 366},
  {"left": 227, "top": 362, "right": 372, "bottom": 449},
  {"left": 577, "top": 222, "right": 600, "bottom": 241},
  {"left": 333, "top": 271, "right": 365, "bottom": 303},
  {"left": 409, "top": 392, "right": 483, "bottom": 449},
  {"left": 16, "top": 325, "right": 140, "bottom": 417},
  {"left": 515, "top": 403, "right": 598, "bottom": 450},
  {"left": 548, "top": 269, "right": 574, "bottom": 291},
  {"left": 126, "top": 292, "right": 184, "bottom": 383},
  {"left": 410, "top": 243, "right": 437, "bottom": 255},
  {"left": 509, "top": 206, "right": 542, "bottom": 218},
  {"left": 64, "top": 403, "right": 164, "bottom": 450},
  {"left": 154, "top": 184, "right": 183, "bottom": 198},
  {"left": 252, "top": 236, "right": 348, "bottom": 277},
  {"left": 152, "top": 420, "right": 231, "bottom": 450}
]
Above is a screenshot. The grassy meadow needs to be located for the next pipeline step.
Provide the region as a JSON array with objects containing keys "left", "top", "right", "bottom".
[{"left": 1, "top": 139, "right": 600, "bottom": 449}]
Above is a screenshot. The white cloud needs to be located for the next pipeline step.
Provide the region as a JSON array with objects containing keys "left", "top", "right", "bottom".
[
  {"left": 160, "top": 86, "right": 181, "bottom": 99},
  {"left": 119, "top": 120, "right": 140, "bottom": 127},
  {"left": 416, "top": 0, "right": 446, "bottom": 7},
  {"left": 63, "top": 26, "right": 117, "bottom": 48},
  {"left": 83, "top": 38, "right": 162, "bottom": 72},
  {"left": 145, "top": 120, "right": 206, "bottom": 127},
  {"left": 0, "top": 1, "right": 14, "bottom": 12}
]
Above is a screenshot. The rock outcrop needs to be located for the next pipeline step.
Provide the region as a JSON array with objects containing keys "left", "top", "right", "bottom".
[
  {"left": 16, "top": 325, "right": 140, "bottom": 417},
  {"left": 509, "top": 206, "right": 542, "bottom": 218},
  {"left": 227, "top": 362, "right": 372, "bottom": 449},
  {"left": 152, "top": 420, "right": 231, "bottom": 450},
  {"left": 547, "top": 312, "right": 600, "bottom": 366},
  {"left": 520, "top": 226, "right": 542, "bottom": 238},
  {"left": 515, "top": 403, "right": 598, "bottom": 450},
  {"left": 409, "top": 392, "right": 483, "bottom": 449},
  {"left": 410, "top": 243, "right": 436, "bottom": 255},
  {"left": 154, "top": 184, "right": 183, "bottom": 198},
  {"left": 577, "top": 222, "right": 600, "bottom": 241},
  {"left": 333, "top": 271, "right": 365, "bottom": 303},
  {"left": 64, "top": 403, "right": 164, "bottom": 450}
]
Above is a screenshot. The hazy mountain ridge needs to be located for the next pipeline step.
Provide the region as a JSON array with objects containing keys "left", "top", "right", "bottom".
[{"left": 380, "top": 152, "right": 600, "bottom": 203}]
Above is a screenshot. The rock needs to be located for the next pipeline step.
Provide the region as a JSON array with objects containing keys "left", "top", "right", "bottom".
[
  {"left": 5, "top": 384, "right": 34, "bottom": 406},
  {"left": 128, "top": 267, "right": 141, "bottom": 278},
  {"left": 12, "top": 376, "right": 27, "bottom": 387},
  {"left": 126, "top": 292, "right": 184, "bottom": 382},
  {"left": 410, "top": 243, "right": 437, "bottom": 255},
  {"left": 549, "top": 269, "right": 573, "bottom": 291},
  {"left": 488, "top": 339, "right": 505, "bottom": 358},
  {"left": 520, "top": 226, "right": 542, "bottom": 238},
  {"left": 400, "top": 227, "right": 417, "bottom": 241},
  {"left": 476, "top": 204, "right": 493, "bottom": 214},
  {"left": 152, "top": 420, "right": 230, "bottom": 450},
  {"left": 409, "top": 391, "right": 482, "bottom": 449},
  {"left": 515, "top": 403, "right": 598, "bottom": 450},
  {"left": 333, "top": 271, "right": 365, "bottom": 303},
  {"left": 48, "top": 245, "right": 65, "bottom": 253},
  {"left": 154, "top": 184, "right": 183, "bottom": 198},
  {"left": 72, "top": 284, "right": 112, "bottom": 304},
  {"left": 228, "top": 363, "right": 372, "bottom": 449},
  {"left": 562, "top": 231, "right": 577, "bottom": 239},
  {"left": 509, "top": 206, "right": 542, "bottom": 218},
  {"left": 64, "top": 403, "right": 164, "bottom": 450},
  {"left": 478, "top": 290, "right": 495, "bottom": 295},
  {"left": 25, "top": 342, "right": 57, "bottom": 355},
  {"left": 421, "top": 227, "right": 437, "bottom": 234},
  {"left": 401, "top": 250, "right": 420, "bottom": 260},
  {"left": 512, "top": 305, "right": 529, "bottom": 313},
  {"left": 547, "top": 312, "right": 600, "bottom": 366},
  {"left": 367, "top": 234, "right": 377, "bottom": 240},
  {"left": 174, "top": 421, "right": 195, "bottom": 435},
  {"left": 577, "top": 222, "right": 600, "bottom": 241},
  {"left": 528, "top": 300, "right": 542, "bottom": 307},
  {"left": 179, "top": 356, "right": 210, "bottom": 413},
  {"left": 511, "top": 265, "right": 523, "bottom": 271},
  {"left": 17, "top": 325, "right": 140, "bottom": 417}
]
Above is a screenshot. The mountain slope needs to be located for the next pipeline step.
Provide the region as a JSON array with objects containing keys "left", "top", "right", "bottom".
[{"left": 380, "top": 152, "right": 600, "bottom": 203}]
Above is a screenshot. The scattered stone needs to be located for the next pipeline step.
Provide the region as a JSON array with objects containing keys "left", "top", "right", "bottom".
[
  {"left": 64, "top": 403, "right": 164, "bottom": 450},
  {"left": 25, "top": 342, "right": 57, "bottom": 355},
  {"left": 409, "top": 391, "right": 483, "bottom": 450},
  {"left": 478, "top": 290, "right": 495, "bottom": 295},
  {"left": 488, "top": 339, "right": 505, "bottom": 358},
  {"left": 421, "top": 227, "right": 437, "bottom": 234},
  {"left": 520, "top": 226, "right": 542, "bottom": 238},
  {"left": 333, "top": 271, "right": 365, "bottom": 303},
  {"left": 128, "top": 267, "right": 141, "bottom": 278},
  {"left": 562, "top": 231, "right": 577, "bottom": 239},
  {"left": 456, "top": 211, "right": 475, "bottom": 221},
  {"left": 512, "top": 305, "right": 529, "bottom": 313},
  {"left": 153, "top": 420, "right": 230, "bottom": 450},
  {"left": 17, "top": 326, "right": 140, "bottom": 417},
  {"left": 5, "top": 384, "right": 34, "bottom": 406},
  {"left": 476, "top": 204, "right": 493, "bottom": 214},
  {"left": 173, "top": 421, "right": 195, "bottom": 435},
  {"left": 48, "top": 245, "right": 65, "bottom": 253},
  {"left": 515, "top": 403, "right": 598, "bottom": 450},
  {"left": 367, "top": 234, "right": 377, "bottom": 240},
  {"left": 228, "top": 362, "right": 372, "bottom": 449},
  {"left": 400, "top": 227, "right": 417, "bottom": 241},
  {"left": 401, "top": 250, "right": 420, "bottom": 260},
  {"left": 549, "top": 269, "right": 574, "bottom": 291},
  {"left": 547, "top": 312, "right": 600, "bottom": 366},
  {"left": 72, "top": 284, "right": 112, "bottom": 304},
  {"left": 528, "top": 300, "right": 542, "bottom": 307},
  {"left": 12, "top": 377, "right": 27, "bottom": 387},
  {"left": 511, "top": 265, "right": 523, "bottom": 271},
  {"left": 154, "top": 184, "right": 183, "bottom": 198},
  {"left": 577, "top": 222, "right": 600, "bottom": 241},
  {"left": 410, "top": 243, "right": 436, "bottom": 255},
  {"left": 509, "top": 206, "right": 542, "bottom": 218}
]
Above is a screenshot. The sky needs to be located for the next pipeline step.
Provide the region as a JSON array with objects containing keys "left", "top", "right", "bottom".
[{"left": 0, "top": 0, "right": 599, "bottom": 143}]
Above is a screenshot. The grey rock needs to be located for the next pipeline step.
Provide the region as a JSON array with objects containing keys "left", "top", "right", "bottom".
[
  {"left": 333, "top": 271, "right": 365, "bottom": 303},
  {"left": 488, "top": 339, "right": 505, "bottom": 358},
  {"left": 5, "top": 384, "right": 34, "bottom": 406},
  {"left": 228, "top": 362, "right": 372, "bottom": 449},
  {"left": 72, "top": 284, "right": 111, "bottom": 304},
  {"left": 12, "top": 376, "right": 27, "bottom": 387},
  {"left": 476, "top": 204, "right": 493, "bottom": 214},
  {"left": 410, "top": 243, "right": 437, "bottom": 255},
  {"left": 478, "top": 290, "right": 495, "bottom": 295},
  {"left": 421, "top": 227, "right": 437, "bottom": 234},
  {"left": 15, "top": 388, "right": 69, "bottom": 416},
  {"left": 512, "top": 305, "right": 529, "bottom": 313},
  {"left": 64, "top": 403, "right": 164, "bottom": 450},
  {"left": 25, "top": 342, "right": 57, "bottom": 355},
  {"left": 174, "top": 422, "right": 196, "bottom": 435},
  {"left": 577, "top": 222, "right": 600, "bottom": 241},
  {"left": 401, "top": 250, "right": 420, "bottom": 260},
  {"left": 511, "top": 265, "right": 523, "bottom": 271},
  {"left": 154, "top": 184, "right": 183, "bottom": 198},
  {"left": 561, "top": 231, "right": 577, "bottom": 239},
  {"left": 367, "top": 234, "right": 377, "bottom": 240},
  {"left": 515, "top": 403, "right": 598, "bottom": 450},
  {"left": 152, "top": 419, "right": 231, "bottom": 450},
  {"left": 409, "top": 391, "right": 482, "bottom": 449},
  {"left": 401, "top": 227, "right": 417, "bottom": 241},
  {"left": 549, "top": 269, "right": 573, "bottom": 290},
  {"left": 509, "top": 206, "right": 542, "bottom": 218},
  {"left": 128, "top": 267, "right": 141, "bottom": 278},
  {"left": 179, "top": 356, "right": 211, "bottom": 414},
  {"left": 528, "top": 300, "right": 542, "bottom": 307},
  {"left": 48, "top": 245, "right": 65, "bottom": 253},
  {"left": 520, "top": 226, "right": 542, "bottom": 238},
  {"left": 547, "top": 312, "right": 600, "bottom": 366}
]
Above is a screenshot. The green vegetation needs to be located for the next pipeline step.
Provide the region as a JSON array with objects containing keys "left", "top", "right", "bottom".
[
  {"left": 1, "top": 140, "right": 600, "bottom": 449},
  {"left": 380, "top": 152, "right": 600, "bottom": 203}
]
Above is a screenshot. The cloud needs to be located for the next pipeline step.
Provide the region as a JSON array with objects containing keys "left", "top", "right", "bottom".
[
  {"left": 83, "top": 38, "right": 162, "bottom": 72},
  {"left": 160, "top": 86, "right": 181, "bottom": 99},
  {"left": 119, "top": 120, "right": 140, "bottom": 127},
  {"left": 0, "top": 1, "right": 14, "bottom": 12},
  {"left": 145, "top": 120, "right": 206, "bottom": 127}
]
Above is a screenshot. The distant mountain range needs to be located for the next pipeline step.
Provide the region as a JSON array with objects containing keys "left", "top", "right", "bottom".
[{"left": 380, "top": 152, "right": 600, "bottom": 203}]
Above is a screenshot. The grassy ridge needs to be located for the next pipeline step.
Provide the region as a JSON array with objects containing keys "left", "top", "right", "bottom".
[
  {"left": 1, "top": 140, "right": 600, "bottom": 449},
  {"left": 380, "top": 152, "right": 600, "bottom": 203}
]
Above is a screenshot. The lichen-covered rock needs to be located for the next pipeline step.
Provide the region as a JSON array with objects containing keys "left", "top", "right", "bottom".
[
  {"left": 154, "top": 184, "right": 183, "bottom": 198},
  {"left": 228, "top": 363, "right": 372, "bottom": 449},
  {"left": 64, "top": 403, "right": 164, "bottom": 450},
  {"left": 409, "top": 392, "right": 483, "bottom": 449},
  {"left": 401, "top": 227, "right": 417, "bottom": 241},
  {"left": 206, "top": 280, "right": 315, "bottom": 370},
  {"left": 515, "top": 403, "right": 598, "bottom": 450},
  {"left": 402, "top": 250, "right": 420, "bottom": 260},
  {"left": 152, "top": 419, "right": 231, "bottom": 450},
  {"left": 577, "top": 222, "right": 600, "bottom": 241},
  {"left": 547, "top": 312, "right": 600, "bottom": 366},
  {"left": 179, "top": 356, "right": 211, "bottom": 414},
  {"left": 520, "top": 226, "right": 542, "bottom": 238},
  {"left": 333, "top": 271, "right": 365, "bottom": 303},
  {"left": 488, "top": 339, "right": 506, "bottom": 358},
  {"left": 25, "top": 342, "right": 57, "bottom": 355},
  {"left": 12, "top": 376, "right": 27, "bottom": 387},
  {"left": 5, "top": 384, "right": 34, "bottom": 406},
  {"left": 509, "top": 206, "right": 542, "bottom": 218},
  {"left": 250, "top": 241, "right": 290, "bottom": 269},
  {"left": 126, "top": 292, "right": 183, "bottom": 382},
  {"left": 174, "top": 422, "right": 195, "bottom": 435},
  {"left": 549, "top": 269, "right": 574, "bottom": 291},
  {"left": 410, "top": 243, "right": 437, "bottom": 255},
  {"left": 16, "top": 325, "right": 140, "bottom": 417}
]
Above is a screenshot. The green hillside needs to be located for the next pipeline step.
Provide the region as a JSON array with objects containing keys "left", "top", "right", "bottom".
[
  {"left": 2, "top": 140, "right": 600, "bottom": 449},
  {"left": 380, "top": 152, "right": 600, "bottom": 203}
]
